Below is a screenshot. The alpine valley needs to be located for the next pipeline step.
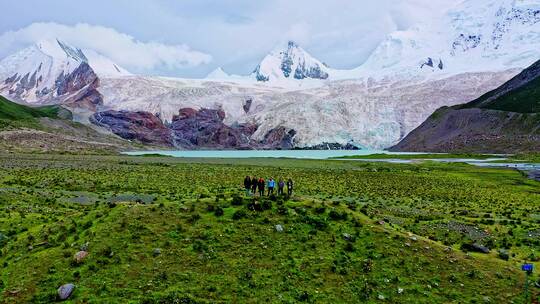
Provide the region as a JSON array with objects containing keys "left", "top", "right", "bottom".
[{"left": 1, "top": 0, "right": 540, "bottom": 150}]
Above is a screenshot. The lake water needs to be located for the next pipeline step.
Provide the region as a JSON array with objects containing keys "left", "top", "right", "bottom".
[
  {"left": 123, "top": 150, "right": 540, "bottom": 181},
  {"left": 124, "top": 150, "right": 424, "bottom": 159}
]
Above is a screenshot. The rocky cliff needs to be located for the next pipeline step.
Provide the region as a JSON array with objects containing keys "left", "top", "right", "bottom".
[{"left": 90, "top": 108, "right": 302, "bottom": 150}]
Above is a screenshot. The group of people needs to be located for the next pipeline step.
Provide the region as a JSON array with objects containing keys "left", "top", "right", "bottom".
[{"left": 243, "top": 176, "right": 294, "bottom": 197}]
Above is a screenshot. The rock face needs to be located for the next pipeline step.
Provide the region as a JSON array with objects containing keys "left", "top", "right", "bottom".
[
  {"left": 90, "top": 111, "right": 173, "bottom": 146},
  {"left": 261, "top": 127, "right": 296, "bottom": 150},
  {"left": 91, "top": 108, "right": 300, "bottom": 149},
  {"left": 170, "top": 108, "right": 255, "bottom": 149},
  {"left": 391, "top": 60, "right": 540, "bottom": 153}
]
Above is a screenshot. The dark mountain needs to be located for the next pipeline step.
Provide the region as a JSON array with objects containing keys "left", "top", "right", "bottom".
[{"left": 391, "top": 60, "right": 540, "bottom": 153}]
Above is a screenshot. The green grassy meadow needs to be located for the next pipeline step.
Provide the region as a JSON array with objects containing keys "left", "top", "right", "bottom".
[{"left": 0, "top": 154, "right": 539, "bottom": 303}]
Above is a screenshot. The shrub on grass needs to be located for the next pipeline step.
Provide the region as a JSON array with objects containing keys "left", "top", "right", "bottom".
[
  {"left": 261, "top": 200, "right": 272, "bottom": 211},
  {"left": 277, "top": 206, "right": 288, "bottom": 216},
  {"left": 233, "top": 210, "right": 247, "bottom": 220},
  {"left": 329, "top": 209, "right": 348, "bottom": 221},
  {"left": 214, "top": 206, "right": 224, "bottom": 217},
  {"left": 314, "top": 206, "right": 326, "bottom": 214},
  {"left": 231, "top": 195, "right": 243, "bottom": 206}
]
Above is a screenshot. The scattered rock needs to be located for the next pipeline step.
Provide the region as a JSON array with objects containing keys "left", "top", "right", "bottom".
[
  {"left": 153, "top": 248, "right": 162, "bottom": 256},
  {"left": 342, "top": 233, "right": 353, "bottom": 241},
  {"left": 275, "top": 224, "right": 284, "bottom": 232},
  {"left": 80, "top": 242, "right": 89, "bottom": 251},
  {"left": 410, "top": 236, "right": 418, "bottom": 241},
  {"left": 73, "top": 251, "right": 89, "bottom": 263},
  {"left": 461, "top": 243, "right": 490, "bottom": 254},
  {"left": 397, "top": 287, "right": 404, "bottom": 294},
  {"left": 57, "top": 283, "right": 75, "bottom": 300},
  {"left": 497, "top": 249, "right": 509, "bottom": 261},
  {"left": 378, "top": 294, "right": 385, "bottom": 300}
]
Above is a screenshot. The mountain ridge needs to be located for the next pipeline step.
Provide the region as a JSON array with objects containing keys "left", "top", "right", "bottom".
[{"left": 390, "top": 59, "right": 540, "bottom": 153}]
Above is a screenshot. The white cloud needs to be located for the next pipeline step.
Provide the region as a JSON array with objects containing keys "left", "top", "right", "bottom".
[{"left": 0, "top": 22, "right": 212, "bottom": 73}]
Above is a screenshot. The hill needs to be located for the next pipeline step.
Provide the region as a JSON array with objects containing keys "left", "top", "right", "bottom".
[
  {"left": 391, "top": 60, "right": 540, "bottom": 153},
  {"left": 0, "top": 95, "right": 133, "bottom": 154},
  {"left": 0, "top": 95, "right": 64, "bottom": 121}
]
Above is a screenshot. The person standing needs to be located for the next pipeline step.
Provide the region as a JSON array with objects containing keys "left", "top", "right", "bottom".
[
  {"left": 278, "top": 178, "right": 285, "bottom": 195},
  {"left": 287, "top": 178, "right": 294, "bottom": 196},
  {"left": 244, "top": 176, "right": 252, "bottom": 196},
  {"left": 258, "top": 177, "right": 265, "bottom": 197},
  {"left": 251, "top": 176, "right": 258, "bottom": 195},
  {"left": 267, "top": 178, "right": 275, "bottom": 196}
]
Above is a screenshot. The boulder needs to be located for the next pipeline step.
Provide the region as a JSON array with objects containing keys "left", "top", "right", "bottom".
[
  {"left": 57, "top": 283, "right": 75, "bottom": 300},
  {"left": 461, "top": 243, "right": 490, "bottom": 254},
  {"left": 275, "top": 224, "right": 284, "bottom": 232},
  {"left": 342, "top": 233, "right": 354, "bottom": 242},
  {"left": 74, "top": 251, "right": 89, "bottom": 263}
]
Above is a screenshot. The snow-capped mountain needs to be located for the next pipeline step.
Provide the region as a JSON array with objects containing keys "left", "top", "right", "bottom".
[
  {"left": 0, "top": 39, "right": 129, "bottom": 107},
  {"left": 1, "top": 0, "right": 539, "bottom": 149},
  {"left": 356, "top": 0, "right": 540, "bottom": 78},
  {"left": 252, "top": 41, "right": 331, "bottom": 82}
]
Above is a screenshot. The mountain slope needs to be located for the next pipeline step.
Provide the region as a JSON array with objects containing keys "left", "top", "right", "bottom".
[
  {"left": 0, "top": 95, "right": 134, "bottom": 154},
  {"left": 463, "top": 60, "right": 540, "bottom": 113},
  {"left": 0, "top": 95, "right": 62, "bottom": 120},
  {"left": 0, "top": 39, "right": 129, "bottom": 110},
  {"left": 391, "top": 60, "right": 540, "bottom": 153}
]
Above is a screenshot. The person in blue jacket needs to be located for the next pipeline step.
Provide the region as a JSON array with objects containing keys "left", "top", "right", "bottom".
[{"left": 267, "top": 177, "right": 275, "bottom": 196}]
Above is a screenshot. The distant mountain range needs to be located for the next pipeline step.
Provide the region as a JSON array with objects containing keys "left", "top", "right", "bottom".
[
  {"left": 391, "top": 59, "right": 540, "bottom": 153},
  {"left": 0, "top": 0, "right": 539, "bottom": 150}
]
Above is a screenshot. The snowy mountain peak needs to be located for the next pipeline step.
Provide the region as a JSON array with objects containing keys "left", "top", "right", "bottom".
[
  {"left": 358, "top": 0, "right": 540, "bottom": 77},
  {"left": 253, "top": 41, "right": 330, "bottom": 82},
  {"left": 37, "top": 39, "right": 88, "bottom": 64},
  {"left": 0, "top": 38, "right": 130, "bottom": 105},
  {"left": 206, "top": 67, "right": 229, "bottom": 79}
]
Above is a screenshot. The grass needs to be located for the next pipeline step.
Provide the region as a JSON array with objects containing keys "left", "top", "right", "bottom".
[
  {"left": 0, "top": 95, "right": 60, "bottom": 121},
  {"left": 0, "top": 95, "right": 65, "bottom": 130},
  {"left": 0, "top": 154, "right": 539, "bottom": 303}
]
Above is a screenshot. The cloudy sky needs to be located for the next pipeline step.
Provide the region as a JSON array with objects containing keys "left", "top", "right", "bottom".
[{"left": 0, "top": 0, "right": 457, "bottom": 78}]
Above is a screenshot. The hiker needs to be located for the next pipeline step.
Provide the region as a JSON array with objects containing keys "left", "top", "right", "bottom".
[
  {"left": 287, "top": 178, "right": 294, "bottom": 196},
  {"left": 278, "top": 178, "right": 285, "bottom": 195},
  {"left": 258, "top": 177, "right": 265, "bottom": 197},
  {"left": 267, "top": 178, "right": 275, "bottom": 196},
  {"left": 244, "top": 176, "right": 252, "bottom": 196},
  {"left": 251, "top": 176, "right": 258, "bottom": 195}
]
